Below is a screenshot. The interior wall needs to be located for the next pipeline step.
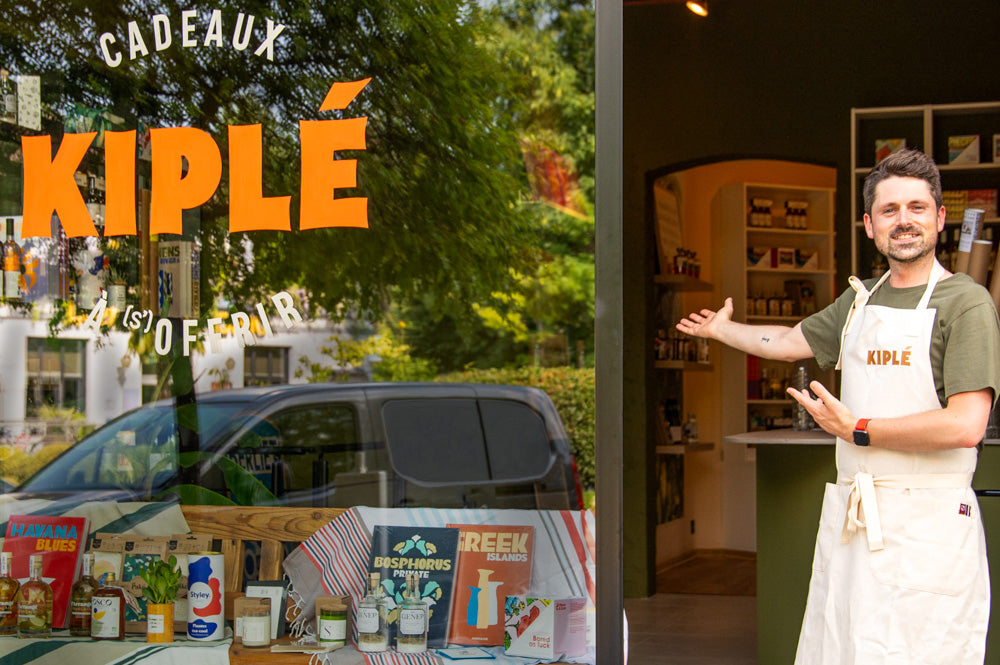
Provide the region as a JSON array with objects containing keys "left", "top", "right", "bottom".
[{"left": 622, "top": 0, "right": 1000, "bottom": 596}]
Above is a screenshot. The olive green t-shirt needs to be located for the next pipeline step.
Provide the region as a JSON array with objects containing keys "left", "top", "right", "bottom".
[{"left": 800, "top": 273, "right": 1000, "bottom": 407}]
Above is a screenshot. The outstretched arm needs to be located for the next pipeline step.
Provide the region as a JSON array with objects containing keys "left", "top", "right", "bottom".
[{"left": 676, "top": 297, "right": 814, "bottom": 362}]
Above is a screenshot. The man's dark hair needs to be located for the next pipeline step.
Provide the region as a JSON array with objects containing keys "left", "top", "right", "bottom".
[{"left": 862, "top": 148, "right": 942, "bottom": 217}]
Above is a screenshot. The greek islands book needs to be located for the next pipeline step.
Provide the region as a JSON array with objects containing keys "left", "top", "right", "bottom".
[
  {"left": 367, "top": 525, "right": 460, "bottom": 648},
  {"left": 446, "top": 524, "right": 534, "bottom": 645},
  {"left": 2, "top": 514, "right": 90, "bottom": 629}
]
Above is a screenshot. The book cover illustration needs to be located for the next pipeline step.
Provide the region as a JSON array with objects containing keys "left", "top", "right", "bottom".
[
  {"left": 367, "top": 525, "right": 460, "bottom": 648},
  {"left": 446, "top": 524, "right": 534, "bottom": 645},
  {"left": 1, "top": 514, "right": 90, "bottom": 629}
]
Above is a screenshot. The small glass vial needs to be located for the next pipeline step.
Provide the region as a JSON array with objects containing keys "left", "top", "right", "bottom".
[
  {"left": 91, "top": 572, "right": 126, "bottom": 640},
  {"left": 317, "top": 605, "right": 347, "bottom": 647},
  {"left": 0, "top": 552, "right": 19, "bottom": 636},
  {"left": 356, "top": 573, "right": 387, "bottom": 652},
  {"left": 69, "top": 552, "right": 98, "bottom": 636},
  {"left": 17, "top": 554, "right": 52, "bottom": 638},
  {"left": 396, "top": 573, "right": 428, "bottom": 653},
  {"left": 241, "top": 603, "right": 271, "bottom": 648}
]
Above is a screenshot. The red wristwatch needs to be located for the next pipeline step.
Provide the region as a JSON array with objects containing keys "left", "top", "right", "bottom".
[{"left": 852, "top": 418, "right": 871, "bottom": 447}]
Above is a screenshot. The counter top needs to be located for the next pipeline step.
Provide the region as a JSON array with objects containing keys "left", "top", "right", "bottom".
[{"left": 725, "top": 428, "right": 1000, "bottom": 446}]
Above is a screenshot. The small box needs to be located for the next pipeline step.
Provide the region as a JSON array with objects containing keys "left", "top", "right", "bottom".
[
  {"left": 949, "top": 135, "right": 980, "bottom": 165},
  {"left": 875, "top": 138, "right": 906, "bottom": 163},
  {"left": 504, "top": 597, "right": 586, "bottom": 660},
  {"left": 795, "top": 249, "right": 819, "bottom": 270},
  {"left": 776, "top": 247, "right": 796, "bottom": 268},
  {"left": 747, "top": 246, "right": 772, "bottom": 268}
]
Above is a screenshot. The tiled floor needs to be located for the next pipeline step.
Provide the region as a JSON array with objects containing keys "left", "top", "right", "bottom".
[{"left": 624, "top": 594, "right": 757, "bottom": 664}]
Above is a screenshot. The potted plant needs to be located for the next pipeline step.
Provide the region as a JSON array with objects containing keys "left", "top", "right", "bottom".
[{"left": 139, "top": 555, "right": 182, "bottom": 643}]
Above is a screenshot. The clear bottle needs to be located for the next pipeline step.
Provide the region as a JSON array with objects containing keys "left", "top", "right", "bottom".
[
  {"left": 0, "top": 69, "right": 15, "bottom": 124},
  {"left": 356, "top": 572, "right": 387, "bottom": 652},
  {"left": 0, "top": 551, "right": 19, "bottom": 636},
  {"left": 792, "top": 365, "right": 815, "bottom": 431},
  {"left": 90, "top": 572, "right": 125, "bottom": 640},
  {"left": 17, "top": 554, "right": 52, "bottom": 638},
  {"left": 396, "top": 573, "right": 427, "bottom": 654},
  {"left": 3, "top": 217, "right": 21, "bottom": 301},
  {"left": 69, "top": 552, "right": 98, "bottom": 636}
]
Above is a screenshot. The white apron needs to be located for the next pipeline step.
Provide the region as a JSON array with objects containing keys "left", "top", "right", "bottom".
[{"left": 794, "top": 261, "right": 990, "bottom": 665}]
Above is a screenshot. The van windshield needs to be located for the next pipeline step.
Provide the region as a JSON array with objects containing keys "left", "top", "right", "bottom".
[{"left": 17, "top": 401, "right": 249, "bottom": 493}]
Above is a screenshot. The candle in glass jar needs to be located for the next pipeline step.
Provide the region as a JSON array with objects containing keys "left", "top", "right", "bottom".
[{"left": 241, "top": 606, "right": 271, "bottom": 648}]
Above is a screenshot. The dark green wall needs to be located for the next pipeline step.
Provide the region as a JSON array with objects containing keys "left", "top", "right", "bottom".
[{"left": 622, "top": 0, "right": 1000, "bottom": 596}]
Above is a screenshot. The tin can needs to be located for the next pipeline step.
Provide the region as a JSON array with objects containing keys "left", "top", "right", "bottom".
[{"left": 187, "top": 552, "right": 225, "bottom": 640}]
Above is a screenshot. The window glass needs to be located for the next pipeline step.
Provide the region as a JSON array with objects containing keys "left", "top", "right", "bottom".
[
  {"left": 25, "top": 338, "right": 85, "bottom": 416},
  {"left": 244, "top": 347, "right": 289, "bottom": 386}
]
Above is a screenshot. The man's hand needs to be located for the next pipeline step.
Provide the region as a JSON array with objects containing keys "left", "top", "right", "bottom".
[
  {"left": 676, "top": 297, "right": 735, "bottom": 340},
  {"left": 787, "top": 380, "right": 854, "bottom": 441}
]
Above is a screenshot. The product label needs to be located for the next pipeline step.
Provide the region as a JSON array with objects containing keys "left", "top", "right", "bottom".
[
  {"left": 147, "top": 613, "right": 165, "bottom": 634},
  {"left": 399, "top": 608, "right": 425, "bottom": 635},
  {"left": 91, "top": 595, "right": 122, "bottom": 638},
  {"left": 357, "top": 606, "right": 379, "bottom": 633},
  {"left": 0, "top": 600, "right": 12, "bottom": 617},
  {"left": 318, "top": 617, "right": 346, "bottom": 642},
  {"left": 242, "top": 616, "right": 270, "bottom": 644}
]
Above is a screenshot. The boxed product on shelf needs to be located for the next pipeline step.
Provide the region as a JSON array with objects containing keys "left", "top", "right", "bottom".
[
  {"left": 948, "top": 134, "right": 980, "bottom": 165},
  {"left": 875, "top": 138, "right": 906, "bottom": 163},
  {"left": 776, "top": 247, "right": 796, "bottom": 268},
  {"left": 747, "top": 246, "right": 773, "bottom": 268},
  {"left": 795, "top": 249, "right": 819, "bottom": 270},
  {"left": 967, "top": 189, "right": 998, "bottom": 218},
  {"left": 785, "top": 279, "right": 816, "bottom": 316}
]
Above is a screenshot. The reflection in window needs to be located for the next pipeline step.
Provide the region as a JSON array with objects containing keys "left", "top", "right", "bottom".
[
  {"left": 244, "top": 347, "right": 288, "bottom": 386},
  {"left": 25, "top": 338, "right": 86, "bottom": 417}
]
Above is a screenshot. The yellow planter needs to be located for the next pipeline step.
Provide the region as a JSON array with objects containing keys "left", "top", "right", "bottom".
[{"left": 146, "top": 603, "right": 175, "bottom": 643}]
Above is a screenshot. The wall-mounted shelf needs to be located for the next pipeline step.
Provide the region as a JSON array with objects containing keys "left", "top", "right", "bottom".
[{"left": 654, "top": 360, "right": 713, "bottom": 371}]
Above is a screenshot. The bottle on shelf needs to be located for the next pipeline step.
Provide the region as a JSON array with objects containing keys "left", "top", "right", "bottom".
[
  {"left": 85, "top": 175, "right": 105, "bottom": 228},
  {"left": 0, "top": 69, "right": 16, "bottom": 124},
  {"left": 396, "top": 572, "right": 428, "bottom": 653},
  {"left": 90, "top": 571, "right": 126, "bottom": 640},
  {"left": 0, "top": 551, "right": 19, "bottom": 636},
  {"left": 17, "top": 554, "right": 52, "bottom": 638},
  {"left": 681, "top": 413, "right": 699, "bottom": 444},
  {"left": 3, "top": 217, "right": 20, "bottom": 301},
  {"left": 356, "top": 572, "right": 388, "bottom": 652},
  {"left": 69, "top": 552, "right": 98, "bottom": 636}
]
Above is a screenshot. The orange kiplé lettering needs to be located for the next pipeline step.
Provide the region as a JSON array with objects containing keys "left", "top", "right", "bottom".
[
  {"left": 299, "top": 118, "right": 368, "bottom": 230},
  {"left": 228, "top": 124, "right": 292, "bottom": 232},
  {"left": 104, "top": 130, "right": 137, "bottom": 236},
  {"left": 150, "top": 127, "right": 222, "bottom": 235},
  {"left": 21, "top": 132, "right": 97, "bottom": 238}
]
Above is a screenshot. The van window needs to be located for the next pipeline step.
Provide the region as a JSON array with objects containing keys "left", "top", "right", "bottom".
[
  {"left": 382, "top": 399, "right": 490, "bottom": 483},
  {"left": 229, "top": 404, "right": 359, "bottom": 498},
  {"left": 382, "top": 398, "right": 550, "bottom": 484}
]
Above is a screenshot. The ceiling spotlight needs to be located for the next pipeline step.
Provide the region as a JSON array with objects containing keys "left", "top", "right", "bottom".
[{"left": 686, "top": 0, "right": 708, "bottom": 16}]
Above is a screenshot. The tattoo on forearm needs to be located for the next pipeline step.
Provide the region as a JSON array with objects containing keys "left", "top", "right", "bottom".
[{"left": 761, "top": 336, "right": 770, "bottom": 343}]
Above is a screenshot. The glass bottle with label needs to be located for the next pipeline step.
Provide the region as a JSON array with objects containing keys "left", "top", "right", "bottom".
[
  {"left": 0, "top": 552, "right": 19, "bottom": 636},
  {"left": 0, "top": 69, "right": 15, "bottom": 124},
  {"left": 3, "top": 218, "right": 21, "bottom": 301},
  {"left": 356, "top": 572, "right": 387, "bottom": 652},
  {"left": 90, "top": 572, "right": 126, "bottom": 640},
  {"left": 17, "top": 554, "right": 52, "bottom": 638},
  {"left": 396, "top": 572, "right": 428, "bottom": 654},
  {"left": 69, "top": 552, "right": 98, "bottom": 636}
]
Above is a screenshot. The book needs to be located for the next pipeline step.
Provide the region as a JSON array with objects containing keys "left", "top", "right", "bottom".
[
  {"left": 368, "top": 525, "right": 460, "bottom": 648},
  {"left": 2, "top": 514, "right": 90, "bottom": 629},
  {"left": 446, "top": 524, "right": 534, "bottom": 646}
]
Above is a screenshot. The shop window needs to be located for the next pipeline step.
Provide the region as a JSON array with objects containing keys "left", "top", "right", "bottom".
[
  {"left": 25, "top": 338, "right": 86, "bottom": 417},
  {"left": 244, "top": 347, "right": 288, "bottom": 386}
]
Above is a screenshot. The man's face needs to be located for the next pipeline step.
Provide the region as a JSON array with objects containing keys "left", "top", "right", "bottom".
[{"left": 863, "top": 176, "right": 946, "bottom": 265}]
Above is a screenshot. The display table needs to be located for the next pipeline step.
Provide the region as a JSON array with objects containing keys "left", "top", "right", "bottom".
[
  {"left": 727, "top": 429, "right": 1000, "bottom": 665},
  {"left": 0, "top": 628, "right": 232, "bottom": 665}
]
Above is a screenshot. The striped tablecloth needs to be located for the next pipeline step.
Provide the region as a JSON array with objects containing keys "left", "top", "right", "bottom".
[{"left": 0, "top": 629, "right": 232, "bottom": 665}]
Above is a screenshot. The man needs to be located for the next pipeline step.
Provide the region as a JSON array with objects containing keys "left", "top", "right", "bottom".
[{"left": 677, "top": 148, "right": 1000, "bottom": 664}]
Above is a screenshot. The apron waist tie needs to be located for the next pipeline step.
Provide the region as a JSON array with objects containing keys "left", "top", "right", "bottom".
[{"left": 837, "top": 471, "right": 974, "bottom": 552}]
